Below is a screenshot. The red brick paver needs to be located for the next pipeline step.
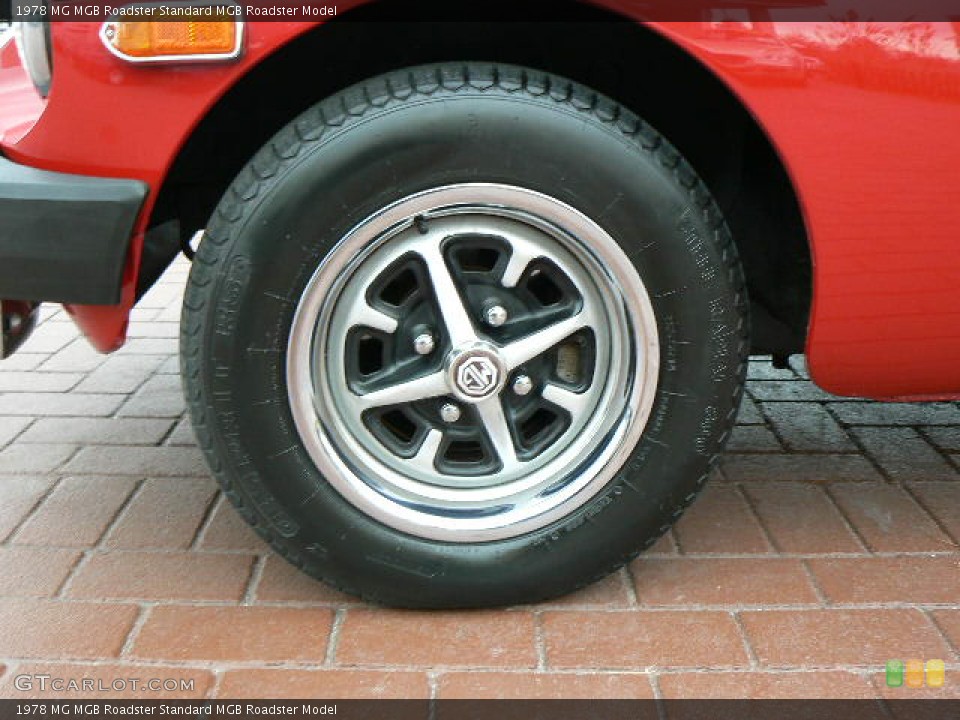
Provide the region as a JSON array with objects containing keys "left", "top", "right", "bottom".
[
  {"left": 437, "top": 671, "right": 655, "bottom": 699},
  {"left": 0, "top": 260, "right": 957, "bottom": 701},
  {"left": 65, "top": 551, "right": 255, "bottom": 602},
  {"left": 542, "top": 611, "right": 749, "bottom": 669},
  {"left": 131, "top": 606, "right": 334, "bottom": 662},
  {"left": 631, "top": 558, "right": 819, "bottom": 606},
  {"left": 0, "top": 599, "right": 139, "bottom": 659},
  {"left": 337, "top": 610, "right": 537, "bottom": 668},
  {"left": 739, "top": 609, "right": 953, "bottom": 666},
  {"left": 658, "top": 670, "right": 877, "bottom": 699},
  {"left": 217, "top": 670, "right": 430, "bottom": 699}
]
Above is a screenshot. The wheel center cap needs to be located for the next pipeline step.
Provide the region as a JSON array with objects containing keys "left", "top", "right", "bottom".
[{"left": 446, "top": 343, "right": 506, "bottom": 402}]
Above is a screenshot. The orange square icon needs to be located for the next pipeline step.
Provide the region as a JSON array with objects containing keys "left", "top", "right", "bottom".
[
  {"left": 927, "top": 659, "right": 946, "bottom": 688},
  {"left": 905, "top": 659, "right": 925, "bottom": 688}
]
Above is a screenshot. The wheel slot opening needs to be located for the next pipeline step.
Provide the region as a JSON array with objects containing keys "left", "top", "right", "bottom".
[
  {"left": 444, "top": 440, "right": 486, "bottom": 464},
  {"left": 379, "top": 266, "right": 419, "bottom": 307},
  {"left": 455, "top": 245, "right": 501, "bottom": 273},
  {"left": 357, "top": 335, "right": 385, "bottom": 375},
  {"left": 520, "top": 407, "right": 558, "bottom": 444},
  {"left": 526, "top": 269, "right": 564, "bottom": 307},
  {"left": 381, "top": 409, "right": 418, "bottom": 444}
]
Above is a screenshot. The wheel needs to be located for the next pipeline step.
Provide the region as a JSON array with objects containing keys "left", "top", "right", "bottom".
[{"left": 181, "top": 63, "right": 748, "bottom": 608}]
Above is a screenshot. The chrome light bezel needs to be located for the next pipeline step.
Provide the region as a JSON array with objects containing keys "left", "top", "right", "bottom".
[
  {"left": 13, "top": 19, "right": 53, "bottom": 97},
  {"left": 99, "top": 2, "right": 245, "bottom": 64}
]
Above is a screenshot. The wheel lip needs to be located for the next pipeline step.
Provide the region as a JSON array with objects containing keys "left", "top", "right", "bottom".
[{"left": 286, "top": 183, "right": 660, "bottom": 543}]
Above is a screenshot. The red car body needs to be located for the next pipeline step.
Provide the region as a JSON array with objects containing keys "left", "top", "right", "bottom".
[{"left": 2, "top": 7, "right": 960, "bottom": 400}]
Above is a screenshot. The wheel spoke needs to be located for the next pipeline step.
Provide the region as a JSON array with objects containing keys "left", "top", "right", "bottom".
[
  {"left": 501, "top": 310, "right": 593, "bottom": 371},
  {"left": 501, "top": 249, "right": 536, "bottom": 288},
  {"left": 351, "top": 371, "right": 449, "bottom": 411},
  {"left": 541, "top": 383, "right": 591, "bottom": 417},
  {"left": 350, "top": 302, "right": 399, "bottom": 334},
  {"left": 407, "top": 428, "right": 443, "bottom": 474},
  {"left": 500, "top": 226, "right": 545, "bottom": 288},
  {"left": 417, "top": 241, "right": 478, "bottom": 347},
  {"left": 476, "top": 397, "right": 520, "bottom": 471}
]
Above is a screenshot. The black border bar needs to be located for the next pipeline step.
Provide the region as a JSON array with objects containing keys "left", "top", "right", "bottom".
[
  {"left": 5, "top": 0, "right": 960, "bottom": 23},
  {"left": 0, "top": 700, "right": 958, "bottom": 720}
]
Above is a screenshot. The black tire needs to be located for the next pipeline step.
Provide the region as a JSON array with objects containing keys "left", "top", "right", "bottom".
[{"left": 181, "top": 63, "right": 748, "bottom": 608}]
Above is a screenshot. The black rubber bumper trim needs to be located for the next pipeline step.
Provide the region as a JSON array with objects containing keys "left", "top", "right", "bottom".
[{"left": 0, "top": 154, "right": 148, "bottom": 305}]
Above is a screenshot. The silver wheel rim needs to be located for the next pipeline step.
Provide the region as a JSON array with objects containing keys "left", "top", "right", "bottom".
[{"left": 286, "top": 184, "right": 660, "bottom": 542}]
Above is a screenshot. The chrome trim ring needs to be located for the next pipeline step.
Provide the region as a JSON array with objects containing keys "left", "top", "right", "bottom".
[{"left": 286, "top": 184, "right": 660, "bottom": 542}]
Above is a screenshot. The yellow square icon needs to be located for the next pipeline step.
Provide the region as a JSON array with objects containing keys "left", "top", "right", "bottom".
[
  {"left": 906, "top": 659, "right": 925, "bottom": 688},
  {"left": 927, "top": 659, "right": 946, "bottom": 688}
]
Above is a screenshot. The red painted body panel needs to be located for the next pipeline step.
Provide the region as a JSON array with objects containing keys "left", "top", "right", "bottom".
[
  {"left": 2, "top": 22, "right": 315, "bottom": 351},
  {"left": 2, "top": 11, "right": 959, "bottom": 398},
  {"left": 655, "top": 21, "right": 960, "bottom": 399}
]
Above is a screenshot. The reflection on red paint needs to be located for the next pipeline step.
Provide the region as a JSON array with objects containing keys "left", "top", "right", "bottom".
[{"left": 658, "top": 18, "right": 960, "bottom": 399}]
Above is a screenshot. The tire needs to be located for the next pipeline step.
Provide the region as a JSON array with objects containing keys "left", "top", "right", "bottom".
[{"left": 181, "top": 63, "right": 748, "bottom": 608}]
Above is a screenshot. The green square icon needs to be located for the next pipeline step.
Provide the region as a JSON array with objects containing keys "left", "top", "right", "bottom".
[{"left": 887, "top": 659, "right": 905, "bottom": 687}]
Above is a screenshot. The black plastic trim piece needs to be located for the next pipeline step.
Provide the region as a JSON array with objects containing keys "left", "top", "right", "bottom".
[{"left": 0, "top": 154, "right": 148, "bottom": 304}]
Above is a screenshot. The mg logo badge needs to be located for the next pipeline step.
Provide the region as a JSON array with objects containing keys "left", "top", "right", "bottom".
[
  {"left": 457, "top": 357, "right": 500, "bottom": 397},
  {"left": 447, "top": 343, "right": 506, "bottom": 401}
]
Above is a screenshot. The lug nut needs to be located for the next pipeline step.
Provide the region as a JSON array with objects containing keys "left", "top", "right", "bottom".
[
  {"left": 413, "top": 332, "right": 435, "bottom": 356},
  {"left": 440, "top": 403, "right": 461, "bottom": 424},
  {"left": 512, "top": 374, "right": 534, "bottom": 396},
  {"left": 484, "top": 304, "right": 508, "bottom": 327}
]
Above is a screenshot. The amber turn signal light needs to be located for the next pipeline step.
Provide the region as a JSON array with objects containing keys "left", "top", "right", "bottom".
[{"left": 100, "top": 6, "right": 244, "bottom": 63}]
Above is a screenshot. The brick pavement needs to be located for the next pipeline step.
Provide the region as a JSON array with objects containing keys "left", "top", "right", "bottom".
[{"left": 0, "top": 257, "right": 957, "bottom": 700}]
